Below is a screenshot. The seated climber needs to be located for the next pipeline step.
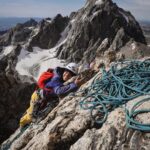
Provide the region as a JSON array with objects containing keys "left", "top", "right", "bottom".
[{"left": 20, "top": 63, "right": 84, "bottom": 128}]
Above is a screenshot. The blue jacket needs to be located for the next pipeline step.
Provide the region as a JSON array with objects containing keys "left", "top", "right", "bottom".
[{"left": 43, "top": 67, "right": 78, "bottom": 99}]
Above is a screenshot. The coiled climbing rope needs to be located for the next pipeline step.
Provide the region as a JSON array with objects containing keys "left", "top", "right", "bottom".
[
  {"left": 125, "top": 97, "right": 150, "bottom": 131},
  {"left": 80, "top": 59, "right": 150, "bottom": 131}
]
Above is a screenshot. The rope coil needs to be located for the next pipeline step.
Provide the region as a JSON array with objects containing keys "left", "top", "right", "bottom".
[{"left": 80, "top": 59, "right": 150, "bottom": 131}]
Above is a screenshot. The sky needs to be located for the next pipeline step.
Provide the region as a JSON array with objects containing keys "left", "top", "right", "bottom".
[
  {"left": 113, "top": 0, "right": 150, "bottom": 21},
  {"left": 0, "top": 0, "right": 150, "bottom": 21}
]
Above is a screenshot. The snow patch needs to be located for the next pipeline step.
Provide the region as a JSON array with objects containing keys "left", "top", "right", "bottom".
[
  {"left": 27, "top": 27, "right": 34, "bottom": 30},
  {"left": 82, "top": 14, "right": 87, "bottom": 21},
  {"left": 16, "top": 47, "right": 64, "bottom": 80},
  {"left": 46, "top": 20, "right": 52, "bottom": 23},
  {"left": 0, "top": 46, "right": 14, "bottom": 59},
  {"left": 25, "top": 26, "right": 40, "bottom": 46},
  {"left": 3, "top": 46, "right": 14, "bottom": 55},
  {"left": 70, "top": 19, "right": 76, "bottom": 24},
  {"left": 31, "top": 27, "right": 40, "bottom": 38},
  {"left": 131, "top": 43, "right": 136, "bottom": 50},
  {"left": 93, "top": 11, "right": 99, "bottom": 17},
  {"left": 95, "top": 0, "right": 104, "bottom": 5},
  {"left": 16, "top": 39, "right": 67, "bottom": 80},
  {"left": 101, "top": 38, "right": 109, "bottom": 45}
]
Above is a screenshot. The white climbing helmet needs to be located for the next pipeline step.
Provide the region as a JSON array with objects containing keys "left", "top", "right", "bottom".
[{"left": 65, "top": 62, "right": 78, "bottom": 75}]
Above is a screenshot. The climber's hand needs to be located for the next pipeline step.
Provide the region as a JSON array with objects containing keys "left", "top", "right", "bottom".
[{"left": 74, "top": 76, "right": 85, "bottom": 87}]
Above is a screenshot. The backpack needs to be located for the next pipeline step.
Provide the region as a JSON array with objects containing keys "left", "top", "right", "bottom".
[{"left": 37, "top": 68, "right": 54, "bottom": 91}]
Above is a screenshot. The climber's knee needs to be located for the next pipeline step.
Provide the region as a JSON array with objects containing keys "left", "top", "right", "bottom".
[{"left": 19, "top": 113, "right": 32, "bottom": 128}]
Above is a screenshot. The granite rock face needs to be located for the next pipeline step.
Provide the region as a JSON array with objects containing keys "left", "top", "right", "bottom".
[
  {"left": 0, "top": 19, "right": 37, "bottom": 46},
  {"left": 0, "top": 45, "right": 36, "bottom": 144},
  {"left": 56, "top": 0, "right": 146, "bottom": 63},
  {"left": 1, "top": 76, "right": 149, "bottom": 150},
  {"left": 29, "top": 15, "right": 69, "bottom": 49},
  {"left": 0, "top": 72, "right": 36, "bottom": 144}
]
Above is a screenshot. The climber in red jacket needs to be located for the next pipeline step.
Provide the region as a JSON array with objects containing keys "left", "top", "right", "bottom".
[{"left": 20, "top": 63, "right": 84, "bottom": 128}]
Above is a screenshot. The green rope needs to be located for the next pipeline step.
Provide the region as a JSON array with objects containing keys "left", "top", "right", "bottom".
[{"left": 79, "top": 59, "right": 150, "bottom": 131}]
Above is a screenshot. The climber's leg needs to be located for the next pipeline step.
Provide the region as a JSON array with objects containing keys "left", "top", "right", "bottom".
[{"left": 19, "top": 91, "right": 40, "bottom": 127}]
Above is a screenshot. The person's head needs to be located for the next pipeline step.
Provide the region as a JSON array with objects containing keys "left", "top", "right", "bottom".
[{"left": 62, "top": 63, "right": 78, "bottom": 81}]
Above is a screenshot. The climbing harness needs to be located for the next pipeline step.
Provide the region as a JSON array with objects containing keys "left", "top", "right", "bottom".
[{"left": 80, "top": 59, "right": 150, "bottom": 131}]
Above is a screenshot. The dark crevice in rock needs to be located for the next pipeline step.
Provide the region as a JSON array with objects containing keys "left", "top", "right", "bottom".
[
  {"left": 54, "top": 127, "right": 90, "bottom": 150},
  {"left": 0, "top": 76, "right": 36, "bottom": 144}
]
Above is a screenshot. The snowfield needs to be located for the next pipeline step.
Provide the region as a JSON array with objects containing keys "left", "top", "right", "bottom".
[
  {"left": 15, "top": 24, "right": 69, "bottom": 81},
  {"left": 0, "top": 46, "right": 15, "bottom": 60},
  {"left": 16, "top": 40, "right": 66, "bottom": 80},
  {"left": 95, "top": 0, "right": 104, "bottom": 5}
]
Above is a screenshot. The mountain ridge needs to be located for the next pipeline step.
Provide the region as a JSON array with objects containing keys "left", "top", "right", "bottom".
[{"left": 0, "top": 17, "right": 42, "bottom": 31}]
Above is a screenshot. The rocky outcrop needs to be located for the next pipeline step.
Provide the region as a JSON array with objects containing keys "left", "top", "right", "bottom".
[
  {"left": 56, "top": 0, "right": 146, "bottom": 63},
  {"left": 22, "top": 18, "right": 38, "bottom": 27},
  {"left": 0, "top": 19, "right": 37, "bottom": 46},
  {"left": 0, "top": 45, "right": 22, "bottom": 72},
  {"left": 0, "top": 72, "right": 36, "bottom": 144},
  {"left": 0, "top": 29, "right": 13, "bottom": 46},
  {"left": 29, "top": 14, "right": 69, "bottom": 49},
  {"left": 11, "top": 27, "right": 32, "bottom": 44},
  {"left": 1, "top": 75, "right": 149, "bottom": 149},
  {"left": 71, "top": 114, "right": 150, "bottom": 150},
  {"left": 0, "top": 45, "right": 36, "bottom": 144}
]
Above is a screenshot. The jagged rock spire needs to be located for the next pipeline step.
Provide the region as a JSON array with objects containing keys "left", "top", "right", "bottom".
[{"left": 56, "top": 0, "right": 146, "bottom": 63}]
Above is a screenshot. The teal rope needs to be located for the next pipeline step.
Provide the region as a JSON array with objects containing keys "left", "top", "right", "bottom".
[
  {"left": 125, "top": 97, "right": 150, "bottom": 131},
  {"left": 79, "top": 60, "right": 150, "bottom": 131}
]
